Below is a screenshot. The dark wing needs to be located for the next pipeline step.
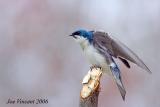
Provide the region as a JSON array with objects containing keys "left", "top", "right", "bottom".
[{"left": 92, "top": 31, "right": 151, "bottom": 73}]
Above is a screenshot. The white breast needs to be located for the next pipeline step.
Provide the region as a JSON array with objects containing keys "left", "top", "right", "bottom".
[
  {"left": 84, "top": 44, "right": 111, "bottom": 74},
  {"left": 75, "top": 36, "right": 111, "bottom": 74}
]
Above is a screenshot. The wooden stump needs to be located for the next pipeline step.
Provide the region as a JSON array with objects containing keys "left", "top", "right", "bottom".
[{"left": 79, "top": 67, "right": 102, "bottom": 107}]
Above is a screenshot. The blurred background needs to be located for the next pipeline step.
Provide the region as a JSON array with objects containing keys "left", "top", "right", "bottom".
[{"left": 0, "top": 0, "right": 159, "bottom": 107}]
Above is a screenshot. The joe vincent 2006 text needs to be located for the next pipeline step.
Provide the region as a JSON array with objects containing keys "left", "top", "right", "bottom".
[{"left": 6, "top": 98, "right": 48, "bottom": 104}]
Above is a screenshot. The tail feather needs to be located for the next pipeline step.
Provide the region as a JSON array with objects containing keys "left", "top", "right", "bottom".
[
  {"left": 116, "top": 79, "right": 126, "bottom": 100},
  {"left": 110, "top": 62, "right": 126, "bottom": 100}
]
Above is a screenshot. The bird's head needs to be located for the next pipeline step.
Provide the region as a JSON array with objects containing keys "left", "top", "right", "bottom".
[{"left": 70, "top": 29, "right": 93, "bottom": 43}]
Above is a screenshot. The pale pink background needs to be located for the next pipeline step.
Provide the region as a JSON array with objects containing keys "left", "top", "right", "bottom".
[{"left": 0, "top": 0, "right": 159, "bottom": 107}]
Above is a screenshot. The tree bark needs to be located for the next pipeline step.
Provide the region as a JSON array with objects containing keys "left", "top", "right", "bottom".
[{"left": 79, "top": 67, "right": 102, "bottom": 107}]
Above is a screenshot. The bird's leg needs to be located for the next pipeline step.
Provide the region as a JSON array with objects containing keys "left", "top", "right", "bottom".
[
  {"left": 90, "top": 65, "right": 102, "bottom": 71},
  {"left": 90, "top": 66, "right": 95, "bottom": 71}
]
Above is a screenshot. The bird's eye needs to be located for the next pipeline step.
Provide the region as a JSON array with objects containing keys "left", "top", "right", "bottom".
[{"left": 73, "top": 31, "right": 80, "bottom": 35}]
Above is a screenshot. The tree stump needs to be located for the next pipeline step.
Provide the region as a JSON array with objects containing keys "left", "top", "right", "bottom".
[{"left": 79, "top": 67, "right": 102, "bottom": 107}]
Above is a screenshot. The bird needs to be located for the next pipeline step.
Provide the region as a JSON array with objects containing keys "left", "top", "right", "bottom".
[{"left": 69, "top": 29, "right": 151, "bottom": 100}]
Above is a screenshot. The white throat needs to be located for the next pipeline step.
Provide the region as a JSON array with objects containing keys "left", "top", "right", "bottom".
[{"left": 74, "top": 36, "right": 89, "bottom": 50}]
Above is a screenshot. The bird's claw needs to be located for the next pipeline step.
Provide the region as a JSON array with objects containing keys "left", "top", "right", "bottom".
[{"left": 90, "top": 65, "right": 102, "bottom": 71}]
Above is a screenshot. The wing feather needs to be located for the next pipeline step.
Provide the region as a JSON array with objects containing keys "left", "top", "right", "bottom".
[{"left": 93, "top": 31, "right": 151, "bottom": 73}]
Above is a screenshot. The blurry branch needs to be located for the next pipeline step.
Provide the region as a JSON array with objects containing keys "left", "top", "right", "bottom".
[{"left": 79, "top": 67, "right": 102, "bottom": 107}]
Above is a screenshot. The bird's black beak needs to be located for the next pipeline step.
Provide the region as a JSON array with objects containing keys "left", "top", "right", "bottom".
[
  {"left": 69, "top": 34, "right": 73, "bottom": 36},
  {"left": 69, "top": 34, "right": 77, "bottom": 38}
]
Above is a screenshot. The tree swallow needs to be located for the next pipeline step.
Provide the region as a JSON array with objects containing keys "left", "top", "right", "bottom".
[{"left": 70, "top": 29, "right": 151, "bottom": 100}]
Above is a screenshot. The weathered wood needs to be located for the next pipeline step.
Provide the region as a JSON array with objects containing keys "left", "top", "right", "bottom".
[{"left": 79, "top": 67, "right": 102, "bottom": 107}]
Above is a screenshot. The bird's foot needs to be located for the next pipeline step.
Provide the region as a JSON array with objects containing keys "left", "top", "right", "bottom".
[{"left": 90, "top": 65, "right": 102, "bottom": 71}]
